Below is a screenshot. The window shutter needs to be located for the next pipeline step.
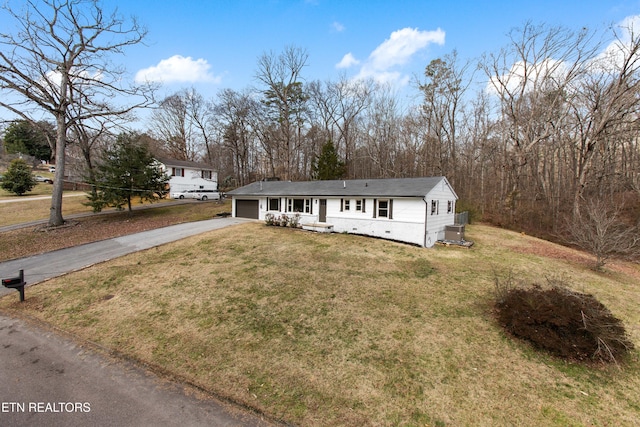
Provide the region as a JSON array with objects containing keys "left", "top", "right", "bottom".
[
  {"left": 310, "top": 199, "right": 313, "bottom": 215},
  {"left": 362, "top": 199, "right": 366, "bottom": 213},
  {"left": 373, "top": 199, "right": 377, "bottom": 218},
  {"left": 389, "top": 199, "right": 393, "bottom": 219},
  {"left": 340, "top": 198, "right": 343, "bottom": 212}
]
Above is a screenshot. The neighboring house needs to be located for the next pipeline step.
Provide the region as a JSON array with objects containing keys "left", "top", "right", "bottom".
[
  {"left": 155, "top": 158, "right": 218, "bottom": 194},
  {"left": 227, "top": 176, "right": 458, "bottom": 248}
]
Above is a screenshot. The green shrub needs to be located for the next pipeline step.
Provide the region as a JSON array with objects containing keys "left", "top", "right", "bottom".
[{"left": 1, "top": 158, "right": 36, "bottom": 196}]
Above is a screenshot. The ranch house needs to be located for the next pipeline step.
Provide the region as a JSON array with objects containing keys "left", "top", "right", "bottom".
[{"left": 227, "top": 176, "right": 458, "bottom": 248}]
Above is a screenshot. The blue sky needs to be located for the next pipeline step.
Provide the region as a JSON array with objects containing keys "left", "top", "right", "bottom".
[
  {"left": 1, "top": 0, "right": 639, "bottom": 119},
  {"left": 98, "top": 0, "right": 639, "bottom": 102}
]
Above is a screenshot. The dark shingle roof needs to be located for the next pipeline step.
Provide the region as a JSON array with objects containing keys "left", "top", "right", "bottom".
[
  {"left": 227, "top": 177, "right": 455, "bottom": 198},
  {"left": 155, "top": 157, "right": 216, "bottom": 171}
]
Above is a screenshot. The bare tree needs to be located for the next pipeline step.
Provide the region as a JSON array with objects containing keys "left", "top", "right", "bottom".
[
  {"left": 306, "top": 80, "right": 338, "bottom": 143},
  {"left": 255, "top": 45, "right": 309, "bottom": 180},
  {"left": 480, "top": 22, "right": 598, "bottom": 224},
  {"left": 0, "top": 0, "right": 155, "bottom": 226},
  {"left": 183, "top": 89, "right": 216, "bottom": 166},
  {"left": 565, "top": 197, "right": 639, "bottom": 270},
  {"left": 331, "top": 77, "right": 374, "bottom": 178},
  {"left": 306, "top": 77, "right": 373, "bottom": 178},
  {"left": 66, "top": 81, "right": 139, "bottom": 195},
  {"left": 418, "top": 51, "right": 473, "bottom": 185},
  {"left": 458, "top": 90, "right": 501, "bottom": 217},
  {"left": 565, "top": 21, "right": 640, "bottom": 215},
  {"left": 213, "top": 88, "right": 259, "bottom": 186},
  {"left": 150, "top": 88, "right": 212, "bottom": 161},
  {"left": 67, "top": 116, "right": 114, "bottom": 196},
  {"left": 361, "top": 85, "right": 401, "bottom": 178}
]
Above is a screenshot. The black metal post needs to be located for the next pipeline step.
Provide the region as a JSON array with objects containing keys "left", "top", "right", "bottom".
[
  {"left": 18, "top": 269, "right": 25, "bottom": 302},
  {"left": 2, "top": 269, "right": 26, "bottom": 302}
]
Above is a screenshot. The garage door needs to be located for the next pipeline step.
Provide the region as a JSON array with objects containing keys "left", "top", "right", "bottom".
[{"left": 235, "top": 199, "right": 259, "bottom": 219}]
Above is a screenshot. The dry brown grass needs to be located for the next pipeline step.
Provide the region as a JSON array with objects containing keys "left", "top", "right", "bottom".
[
  {"left": 0, "top": 188, "right": 187, "bottom": 227},
  {"left": 0, "top": 192, "right": 89, "bottom": 226},
  {"left": 0, "top": 199, "right": 232, "bottom": 262},
  {"left": 1, "top": 223, "right": 639, "bottom": 426}
]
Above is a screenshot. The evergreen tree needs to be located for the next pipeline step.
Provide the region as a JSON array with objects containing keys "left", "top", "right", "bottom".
[
  {"left": 1, "top": 158, "right": 37, "bottom": 196},
  {"left": 86, "top": 133, "right": 169, "bottom": 212},
  {"left": 3, "top": 120, "right": 54, "bottom": 161},
  {"left": 311, "top": 140, "right": 346, "bottom": 180}
]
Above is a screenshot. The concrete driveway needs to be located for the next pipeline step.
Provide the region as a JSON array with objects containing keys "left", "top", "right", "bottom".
[
  {"left": 0, "top": 216, "right": 273, "bottom": 427},
  {"left": 0, "top": 217, "right": 251, "bottom": 297}
]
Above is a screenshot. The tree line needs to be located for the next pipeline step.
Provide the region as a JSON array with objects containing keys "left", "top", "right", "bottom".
[
  {"left": 1, "top": 1, "right": 639, "bottom": 252},
  {"left": 146, "top": 22, "right": 640, "bottom": 239}
]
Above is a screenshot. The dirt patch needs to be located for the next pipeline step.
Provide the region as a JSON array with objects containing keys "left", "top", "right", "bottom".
[
  {"left": 510, "top": 236, "right": 595, "bottom": 268},
  {"left": 512, "top": 236, "right": 640, "bottom": 279},
  {"left": 495, "top": 285, "right": 635, "bottom": 364}
]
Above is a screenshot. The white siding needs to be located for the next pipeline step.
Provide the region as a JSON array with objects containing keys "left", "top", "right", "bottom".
[
  {"left": 237, "top": 177, "right": 457, "bottom": 248},
  {"left": 424, "top": 179, "right": 457, "bottom": 246},
  {"left": 167, "top": 169, "right": 218, "bottom": 193},
  {"left": 320, "top": 197, "right": 423, "bottom": 246},
  {"left": 259, "top": 197, "right": 319, "bottom": 224},
  {"left": 157, "top": 162, "right": 218, "bottom": 194}
]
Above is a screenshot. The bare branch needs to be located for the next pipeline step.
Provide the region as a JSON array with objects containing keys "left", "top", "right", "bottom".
[{"left": 0, "top": 0, "right": 156, "bottom": 226}]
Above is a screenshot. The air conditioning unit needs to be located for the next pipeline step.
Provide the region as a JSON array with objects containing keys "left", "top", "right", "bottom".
[{"left": 445, "top": 224, "right": 465, "bottom": 241}]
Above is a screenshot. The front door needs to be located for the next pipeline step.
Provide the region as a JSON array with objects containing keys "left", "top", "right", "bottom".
[{"left": 319, "top": 199, "right": 327, "bottom": 222}]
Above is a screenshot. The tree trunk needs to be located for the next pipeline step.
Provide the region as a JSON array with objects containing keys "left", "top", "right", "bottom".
[{"left": 48, "top": 116, "right": 67, "bottom": 226}]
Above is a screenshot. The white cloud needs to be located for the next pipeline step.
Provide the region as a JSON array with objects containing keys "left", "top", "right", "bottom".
[
  {"left": 352, "top": 27, "right": 445, "bottom": 85},
  {"left": 487, "top": 58, "right": 567, "bottom": 96},
  {"left": 486, "top": 14, "right": 640, "bottom": 97},
  {"left": 38, "top": 68, "right": 102, "bottom": 98},
  {"left": 616, "top": 14, "right": 640, "bottom": 43},
  {"left": 369, "top": 27, "right": 445, "bottom": 70},
  {"left": 135, "top": 55, "right": 221, "bottom": 84},
  {"left": 592, "top": 14, "right": 640, "bottom": 73},
  {"left": 332, "top": 21, "right": 345, "bottom": 32},
  {"left": 336, "top": 53, "right": 360, "bottom": 69}
]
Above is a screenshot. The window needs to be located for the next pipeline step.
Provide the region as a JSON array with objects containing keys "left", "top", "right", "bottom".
[
  {"left": 447, "top": 200, "right": 453, "bottom": 214},
  {"left": 378, "top": 199, "right": 389, "bottom": 218},
  {"left": 287, "top": 198, "right": 311, "bottom": 213},
  {"left": 431, "top": 200, "right": 439, "bottom": 215},
  {"left": 356, "top": 199, "right": 362, "bottom": 211},
  {"left": 344, "top": 199, "right": 350, "bottom": 211},
  {"left": 172, "top": 167, "right": 184, "bottom": 177},
  {"left": 201, "top": 170, "right": 212, "bottom": 179},
  {"left": 268, "top": 198, "right": 280, "bottom": 211}
]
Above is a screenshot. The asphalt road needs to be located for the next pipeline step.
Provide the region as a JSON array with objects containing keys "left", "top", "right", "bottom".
[
  {"left": 0, "top": 314, "right": 272, "bottom": 427},
  {"left": 0, "top": 216, "right": 274, "bottom": 427}
]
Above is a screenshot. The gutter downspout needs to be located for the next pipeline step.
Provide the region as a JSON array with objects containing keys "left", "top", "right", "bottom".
[{"left": 423, "top": 197, "right": 429, "bottom": 247}]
